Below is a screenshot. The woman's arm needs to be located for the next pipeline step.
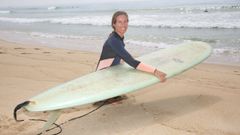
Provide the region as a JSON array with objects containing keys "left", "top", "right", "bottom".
[{"left": 136, "top": 62, "right": 167, "bottom": 82}]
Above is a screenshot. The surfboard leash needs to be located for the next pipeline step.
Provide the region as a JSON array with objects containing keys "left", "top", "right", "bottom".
[
  {"left": 44, "top": 100, "right": 107, "bottom": 134},
  {"left": 13, "top": 101, "right": 31, "bottom": 122},
  {"left": 13, "top": 100, "right": 62, "bottom": 134},
  {"left": 29, "top": 118, "right": 62, "bottom": 135},
  {"left": 13, "top": 100, "right": 107, "bottom": 135}
]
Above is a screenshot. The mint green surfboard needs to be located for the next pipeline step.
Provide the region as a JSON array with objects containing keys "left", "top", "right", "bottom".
[
  {"left": 25, "top": 41, "right": 212, "bottom": 112},
  {"left": 14, "top": 41, "right": 211, "bottom": 132}
]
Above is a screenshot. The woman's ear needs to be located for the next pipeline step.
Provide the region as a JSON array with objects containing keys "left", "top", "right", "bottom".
[{"left": 112, "top": 23, "right": 116, "bottom": 29}]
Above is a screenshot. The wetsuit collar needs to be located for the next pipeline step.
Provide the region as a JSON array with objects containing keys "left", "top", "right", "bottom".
[{"left": 113, "top": 31, "right": 124, "bottom": 41}]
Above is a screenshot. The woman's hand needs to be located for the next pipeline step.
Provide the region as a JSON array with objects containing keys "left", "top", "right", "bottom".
[{"left": 154, "top": 69, "right": 167, "bottom": 82}]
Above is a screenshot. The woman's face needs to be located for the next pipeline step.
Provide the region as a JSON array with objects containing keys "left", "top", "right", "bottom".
[{"left": 113, "top": 15, "right": 128, "bottom": 37}]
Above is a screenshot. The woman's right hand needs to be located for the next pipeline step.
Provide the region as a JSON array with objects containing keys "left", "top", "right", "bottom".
[{"left": 154, "top": 69, "right": 167, "bottom": 82}]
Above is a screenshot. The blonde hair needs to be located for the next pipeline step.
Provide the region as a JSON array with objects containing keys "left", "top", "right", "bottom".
[{"left": 111, "top": 11, "right": 129, "bottom": 30}]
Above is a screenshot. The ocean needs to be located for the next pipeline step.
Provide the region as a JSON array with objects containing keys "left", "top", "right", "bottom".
[{"left": 0, "top": 1, "right": 239, "bottom": 66}]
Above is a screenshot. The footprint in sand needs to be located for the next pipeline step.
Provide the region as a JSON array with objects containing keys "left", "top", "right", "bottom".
[
  {"left": 21, "top": 52, "right": 32, "bottom": 55},
  {"left": 0, "top": 115, "right": 26, "bottom": 133},
  {"left": 233, "top": 71, "right": 240, "bottom": 75},
  {"left": 34, "top": 48, "right": 41, "bottom": 50},
  {"left": 67, "top": 52, "right": 74, "bottom": 54},
  {"left": 14, "top": 47, "right": 31, "bottom": 55},
  {"left": 14, "top": 47, "right": 25, "bottom": 50}
]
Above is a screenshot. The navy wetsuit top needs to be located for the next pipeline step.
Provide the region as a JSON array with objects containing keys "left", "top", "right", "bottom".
[{"left": 96, "top": 32, "right": 140, "bottom": 70}]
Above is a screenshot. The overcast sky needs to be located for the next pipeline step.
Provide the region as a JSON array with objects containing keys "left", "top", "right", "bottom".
[{"left": 0, "top": 0, "right": 237, "bottom": 8}]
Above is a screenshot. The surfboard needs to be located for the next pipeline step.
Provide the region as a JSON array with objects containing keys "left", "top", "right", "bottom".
[{"left": 14, "top": 41, "right": 211, "bottom": 132}]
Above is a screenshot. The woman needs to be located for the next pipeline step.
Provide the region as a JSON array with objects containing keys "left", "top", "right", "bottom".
[{"left": 95, "top": 11, "right": 166, "bottom": 105}]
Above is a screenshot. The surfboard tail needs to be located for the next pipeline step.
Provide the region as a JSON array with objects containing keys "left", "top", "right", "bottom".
[{"left": 13, "top": 101, "right": 62, "bottom": 134}]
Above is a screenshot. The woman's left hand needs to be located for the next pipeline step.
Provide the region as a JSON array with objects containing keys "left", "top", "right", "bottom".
[{"left": 154, "top": 69, "right": 167, "bottom": 82}]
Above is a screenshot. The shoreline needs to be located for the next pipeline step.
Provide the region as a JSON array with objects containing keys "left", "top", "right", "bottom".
[
  {"left": 0, "top": 30, "right": 239, "bottom": 67},
  {"left": 0, "top": 39, "right": 240, "bottom": 135}
]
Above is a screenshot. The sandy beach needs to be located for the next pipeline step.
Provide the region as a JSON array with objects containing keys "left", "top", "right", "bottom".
[{"left": 0, "top": 39, "right": 240, "bottom": 135}]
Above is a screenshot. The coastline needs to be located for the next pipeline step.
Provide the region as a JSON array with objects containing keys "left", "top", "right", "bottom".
[{"left": 0, "top": 39, "right": 240, "bottom": 135}]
